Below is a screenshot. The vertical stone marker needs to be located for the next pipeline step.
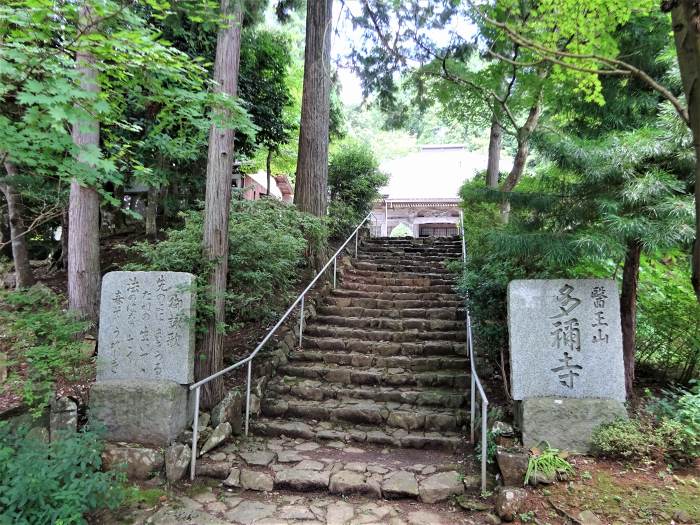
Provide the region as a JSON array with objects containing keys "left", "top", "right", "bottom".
[
  {"left": 97, "top": 271, "right": 195, "bottom": 384},
  {"left": 507, "top": 279, "right": 627, "bottom": 452},
  {"left": 91, "top": 271, "right": 195, "bottom": 446}
]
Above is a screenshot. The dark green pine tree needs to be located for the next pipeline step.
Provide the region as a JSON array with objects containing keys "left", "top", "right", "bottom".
[{"left": 486, "top": 124, "right": 695, "bottom": 398}]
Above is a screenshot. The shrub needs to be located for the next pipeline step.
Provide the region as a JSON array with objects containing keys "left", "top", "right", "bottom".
[
  {"left": 127, "top": 199, "right": 327, "bottom": 325},
  {"left": 591, "top": 398, "right": 699, "bottom": 462},
  {"left": 646, "top": 382, "right": 700, "bottom": 459},
  {"left": 0, "top": 286, "right": 91, "bottom": 416},
  {"left": 0, "top": 423, "right": 125, "bottom": 523},
  {"left": 328, "top": 140, "right": 388, "bottom": 239},
  {"left": 591, "top": 418, "right": 652, "bottom": 460}
]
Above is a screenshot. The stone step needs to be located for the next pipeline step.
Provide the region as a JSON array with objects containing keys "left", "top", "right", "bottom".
[
  {"left": 307, "top": 315, "right": 463, "bottom": 333},
  {"left": 303, "top": 336, "right": 468, "bottom": 357},
  {"left": 260, "top": 397, "right": 468, "bottom": 432},
  {"left": 318, "top": 304, "right": 465, "bottom": 320},
  {"left": 276, "top": 362, "right": 469, "bottom": 389},
  {"left": 341, "top": 281, "right": 456, "bottom": 294},
  {"left": 331, "top": 288, "right": 460, "bottom": 303},
  {"left": 344, "top": 268, "right": 458, "bottom": 280},
  {"left": 250, "top": 417, "right": 464, "bottom": 451},
  {"left": 303, "top": 324, "right": 466, "bottom": 343},
  {"left": 341, "top": 273, "right": 456, "bottom": 287},
  {"left": 363, "top": 237, "right": 461, "bottom": 246},
  {"left": 326, "top": 295, "right": 462, "bottom": 310},
  {"left": 360, "top": 246, "right": 463, "bottom": 256},
  {"left": 357, "top": 253, "right": 459, "bottom": 264},
  {"left": 352, "top": 261, "right": 454, "bottom": 274},
  {"left": 267, "top": 377, "right": 467, "bottom": 408},
  {"left": 289, "top": 350, "right": 469, "bottom": 372}
]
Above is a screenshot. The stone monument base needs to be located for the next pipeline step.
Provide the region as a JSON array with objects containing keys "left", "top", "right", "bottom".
[
  {"left": 515, "top": 397, "right": 627, "bottom": 453},
  {"left": 90, "top": 379, "right": 188, "bottom": 446}
]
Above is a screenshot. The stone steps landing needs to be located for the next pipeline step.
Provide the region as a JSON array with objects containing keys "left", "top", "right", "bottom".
[{"left": 194, "top": 434, "right": 478, "bottom": 504}]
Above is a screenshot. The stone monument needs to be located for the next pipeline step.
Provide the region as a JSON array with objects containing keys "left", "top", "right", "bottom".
[
  {"left": 90, "top": 271, "right": 195, "bottom": 445},
  {"left": 507, "top": 279, "right": 627, "bottom": 452}
]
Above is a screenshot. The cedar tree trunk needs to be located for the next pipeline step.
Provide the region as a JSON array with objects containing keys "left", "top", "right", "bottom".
[
  {"left": 1, "top": 161, "right": 34, "bottom": 288},
  {"left": 145, "top": 186, "right": 158, "bottom": 238},
  {"left": 620, "top": 239, "right": 642, "bottom": 399},
  {"left": 196, "top": 0, "right": 243, "bottom": 408},
  {"left": 266, "top": 148, "right": 272, "bottom": 196},
  {"left": 294, "top": 0, "right": 332, "bottom": 217},
  {"left": 68, "top": 7, "right": 101, "bottom": 324},
  {"left": 671, "top": 2, "right": 700, "bottom": 300}
]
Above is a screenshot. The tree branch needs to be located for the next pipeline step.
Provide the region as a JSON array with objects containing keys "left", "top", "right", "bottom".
[{"left": 468, "top": 1, "right": 691, "bottom": 125}]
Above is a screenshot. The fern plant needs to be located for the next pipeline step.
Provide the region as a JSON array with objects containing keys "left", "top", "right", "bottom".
[{"left": 525, "top": 444, "right": 575, "bottom": 485}]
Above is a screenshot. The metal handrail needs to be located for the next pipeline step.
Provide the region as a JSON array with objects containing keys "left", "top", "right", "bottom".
[
  {"left": 189, "top": 211, "right": 375, "bottom": 480},
  {"left": 459, "top": 210, "right": 489, "bottom": 493}
]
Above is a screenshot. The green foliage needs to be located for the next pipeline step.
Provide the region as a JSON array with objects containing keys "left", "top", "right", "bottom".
[
  {"left": 127, "top": 199, "right": 327, "bottom": 325},
  {"left": 327, "top": 141, "right": 387, "bottom": 239},
  {"left": 646, "top": 382, "right": 700, "bottom": 459},
  {"left": 0, "top": 423, "right": 125, "bottom": 524},
  {"left": 237, "top": 28, "right": 295, "bottom": 156},
  {"left": 636, "top": 256, "right": 700, "bottom": 382},
  {"left": 525, "top": 445, "right": 574, "bottom": 485},
  {"left": 456, "top": 178, "right": 563, "bottom": 364},
  {"left": 0, "top": 287, "right": 91, "bottom": 416},
  {"left": 592, "top": 388, "right": 699, "bottom": 462},
  {"left": 389, "top": 223, "right": 413, "bottom": 238}
]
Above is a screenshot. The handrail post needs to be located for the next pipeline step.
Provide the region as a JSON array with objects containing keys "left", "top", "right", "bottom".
[
  {"left": 298, "top": 295, "right": 305, "bottom": 348},
  {"left": 190, "top": 386, "right": 200, "bottom": 480},
  {"left": 245, "top": 361, "right": 252, "bottom": 436},
  {"left": 481, "top": 398, "right": 489, "bottom": 493},
  {"left": 333, "top": 257, "right": 337, "bottom": 289},
  {"left": 355, "top": 230, "right": 359, "bottom": 258},
  {"left": 470, "top": 370, "right": 476, "bottom": 443}
]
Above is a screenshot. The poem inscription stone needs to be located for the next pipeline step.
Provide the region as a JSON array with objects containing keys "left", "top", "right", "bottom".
[
  {"left": 507, "top": 279, "right": 625, "bottom": 403},
  {"left": 97, "top": 271, "right": 195, "bottom": 384}
]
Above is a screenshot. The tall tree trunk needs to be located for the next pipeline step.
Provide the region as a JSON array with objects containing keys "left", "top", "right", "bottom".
[
  {"left": 1, "top": 161, "right": 34, "bottom": 288},
  {"left": 620, "top": 239, "right": 642, "bottom": 399},
  {"left": 60, "top": 206, "right": 69, "bottom": 271},
  {"left": 145, "top": 186, "right": 158, "bottom": 238},
  {"left": 671, "top": 2, "right": 700, "bottom": 301},
  {"left": 196, "top": 0, "right": 243, "bottom": 409},
  {"left": 294, "top": 0, "right": 332, "bottom": 216},
  {"left": 68, "top": 5, "right": 101, "bottom": 324},
  {"left": 486, "top": 112, "right": 502, "bottom": 189},
  {"left": 499, "top": 96, "right": 543, "bottom": 223},
  {"left": 266, "top": 148, "right": 272, "bottom": 196}
]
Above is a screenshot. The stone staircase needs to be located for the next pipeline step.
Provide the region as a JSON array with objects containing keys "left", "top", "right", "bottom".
[{"left": 252, "top": 236, "right": 469, "bottom": 451}]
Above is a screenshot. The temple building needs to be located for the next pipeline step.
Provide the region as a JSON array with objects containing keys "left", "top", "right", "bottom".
[{"left": 371, "top": 144, "right": 512, "bottom": 237}]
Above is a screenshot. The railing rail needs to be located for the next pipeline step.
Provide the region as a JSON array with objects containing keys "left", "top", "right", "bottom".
[
  {"left": 189, "top": 211, "right": 376, "bottom": 480},
  {"left": 459, "top": 210, "right": 489, "bottom": 493}
]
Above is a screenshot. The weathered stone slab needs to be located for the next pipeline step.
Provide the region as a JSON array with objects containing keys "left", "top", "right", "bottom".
[
  {"left": 97, "top": 271, "right": 195, "bottom": 384},
  {"left": 102, "top": 444, "right": 164, "bottom": 480},
  {"left": 165, "top": 443, "right": 192, "bottom": 482},
  {"left": 508, "top": 279, "right": 625, "bottom": 402},
  {"left": 90, "top": 379, "right": 188, "bottom": 445},
  {"left": 418, "top": 471, "right": 464, "bottom": 503},
  {"left": 49, "top": 397, "right": 78, "bottom": 439},
  {"left": 517, "top": 397, "right": 627, "bottom": 453}
]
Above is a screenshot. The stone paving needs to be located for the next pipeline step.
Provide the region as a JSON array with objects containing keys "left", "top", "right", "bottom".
[
  {"left": 193, "top": 434, "right": 481, "bottom": 504},
  {"left": 135, "top": 487, "right": 492, "bottom": 525}
]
